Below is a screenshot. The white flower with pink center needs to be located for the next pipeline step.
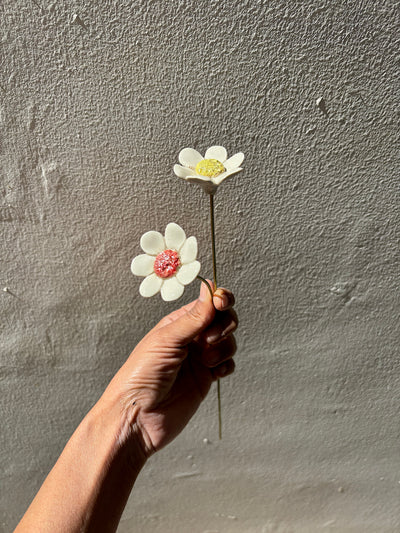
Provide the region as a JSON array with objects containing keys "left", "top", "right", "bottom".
[
  {"left": 131, "top": 223, "right": 201, "bottom": 301},
  {"left": 173, "top": 145, "right": 244, "bottom": 195}
]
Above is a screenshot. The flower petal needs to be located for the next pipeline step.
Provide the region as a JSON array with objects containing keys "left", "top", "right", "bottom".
[
  {"left": 204, "top": 146, "right": 227, "bottom": 163},
  {"left": 224, "top": 152, "right": 244, "bottom": 170},
  {"left": 176, "top": 261, "right": 201, "bottom": 285},
  {"left": 179, "top": 148, "right": 203, "bottom": 169},
  {"left": 161, "top": 277, "right": 185, "bottom": 301},
  {"left": 173, "top": 164, "right": 194, "bottom": 178},
  {"left": 139, "top": 273, "right": 163, "bottom": 297},
  {"left": 140, "top": 231, "right": 165, "bottom": 255},
  {"left": 186, "top": 176, "right": 217, "bottom": 195},
  {"left": 186, "top": 174, "right": 210, "bottom": 182},
  {"left": 165, "top": 223, "right": 186, "bottom": 250},
  {"left": 180, "top": 236, "right": 198, "bottom": 264},
  {"left": 131, "top": 254, "right": 154, "bottom": 276},
  {"left": 212, "top": 167, "right": 242, "bottom": 186}
]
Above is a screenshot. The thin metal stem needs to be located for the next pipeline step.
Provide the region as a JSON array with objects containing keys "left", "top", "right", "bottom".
[
  {"left": 209, "top": 194, "right": 217, "bottom": 288},
  {"left": 209, "top": 193, "right": 222, "bottom": 440},
  {"left": 217, "top": 380, "right": 222, "bottom": 440}
]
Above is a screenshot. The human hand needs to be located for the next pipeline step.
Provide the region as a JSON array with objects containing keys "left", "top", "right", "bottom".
[
  {"left": 14, "top": 282, "right": 237, "bottom": 533},
  {"left": 103, "top": 282, "right": 238, "bottom": 457}
]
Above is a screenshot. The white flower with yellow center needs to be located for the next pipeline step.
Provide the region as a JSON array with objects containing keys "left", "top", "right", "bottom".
[
  {"left": 131, "top": 223, "right": 200, "bottom": 301},
  {"left": 173, "top": 145, "right": 244, "bottom": 195}
]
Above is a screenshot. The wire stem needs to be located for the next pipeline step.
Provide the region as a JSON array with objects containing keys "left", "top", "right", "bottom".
[
  {"left": 197, "top": 276, "right": 214, "bottom": 299},
  {"left": 209, "top": 193, "right": 217, "bottom": 288},
  {"left": 209, "top": 193, "right": 222, "bottom": 440}
]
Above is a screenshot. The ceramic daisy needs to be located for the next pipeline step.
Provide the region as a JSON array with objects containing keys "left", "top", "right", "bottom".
[
  {"left": 173, "top": 145, "right": 244, "bottom": 195},
  {"left": 131, "top": 223, "right": 200, "bottom": 301}
]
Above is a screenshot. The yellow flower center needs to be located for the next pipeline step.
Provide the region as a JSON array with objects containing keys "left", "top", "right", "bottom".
[{"left": 195, "top": 158, "right": 225, "bottom": 178}]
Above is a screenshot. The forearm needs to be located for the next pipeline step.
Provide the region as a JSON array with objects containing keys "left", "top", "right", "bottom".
[{"left": 15, "top": 393, "right": 147, "bottom": 533}]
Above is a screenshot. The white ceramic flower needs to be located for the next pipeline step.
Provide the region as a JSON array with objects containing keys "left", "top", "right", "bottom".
[
  {"left": 173, "top": 145, "right": 244, "bottom": 195},
  {"left": 131, "top": 223, "right": 201, "bottom": 301}
]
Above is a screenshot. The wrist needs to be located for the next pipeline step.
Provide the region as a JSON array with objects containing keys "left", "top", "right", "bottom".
[{"left": 92, "top": 384, "right": 150, "bottom": 470}]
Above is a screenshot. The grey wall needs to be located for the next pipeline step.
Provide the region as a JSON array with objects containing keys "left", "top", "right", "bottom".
[{"left": 1, "top": 0, "right": 399, "bottom": 531}]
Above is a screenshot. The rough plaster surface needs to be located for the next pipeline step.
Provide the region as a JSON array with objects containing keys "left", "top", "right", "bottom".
[{"left": 1, "top": 0, "right": 399, "bottom": 531}]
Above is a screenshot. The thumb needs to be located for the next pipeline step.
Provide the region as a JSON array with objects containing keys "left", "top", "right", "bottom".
[{"left": 164, "top": 281, "right": 216, "bottom": 345}]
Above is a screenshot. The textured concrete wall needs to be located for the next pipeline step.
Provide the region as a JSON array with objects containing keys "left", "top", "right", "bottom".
[{"left": 1, "top": 0, "right": 399, "bottom": 531}]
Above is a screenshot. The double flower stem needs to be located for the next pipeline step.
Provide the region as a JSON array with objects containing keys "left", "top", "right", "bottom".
[
  {"left": 209, "top": 194, "right": 223, "bottom": 441},
  {"left": 197, "top": 193, "right": 222, "bottom": 440}
]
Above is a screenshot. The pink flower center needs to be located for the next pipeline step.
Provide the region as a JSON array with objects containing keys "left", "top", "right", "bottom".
[{"left": 154, "top": 249, "right": 180, "bottom": 278}]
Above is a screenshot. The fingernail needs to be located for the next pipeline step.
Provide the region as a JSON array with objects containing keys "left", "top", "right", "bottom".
[
  {"left": 214, "top": 289, "right": 228, "bottom": 308},
  {"left": 199, "top": 281, "right": 210, "bottom": 302}
]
